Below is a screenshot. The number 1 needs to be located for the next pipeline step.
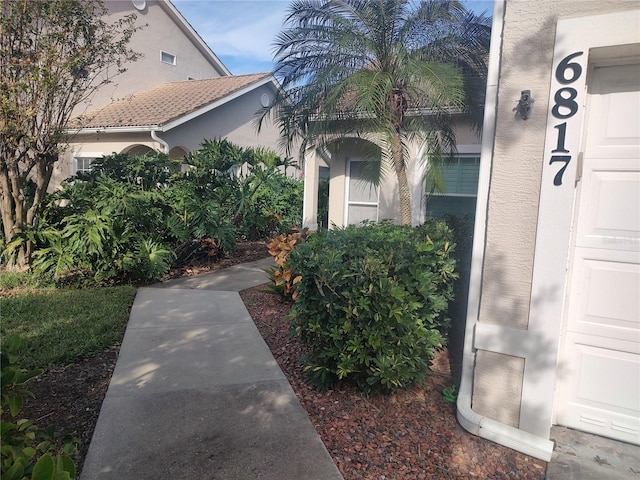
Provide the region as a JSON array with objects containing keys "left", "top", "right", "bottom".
[{"left": 552, "top": 123, "right": 569, "bottom": 153}]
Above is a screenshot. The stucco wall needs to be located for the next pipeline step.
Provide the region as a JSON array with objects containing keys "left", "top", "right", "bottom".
[
  {"left": 321, "top": 119, "right": 480, "bottom": 228},
  {"left": 473, "top": 351, "right": 524, "bottom": 427},
  {"left": 452, "top": 119, "right": 482, "bottom": 147},
  {"left": 76, "top": 0, "right": 225, "bottom": 116},
  {"left": 473, "top": 0, "right": 639, "bottom": 429},
  {"left": 165, "top": 83, "right": 283, "bottom": 155}
]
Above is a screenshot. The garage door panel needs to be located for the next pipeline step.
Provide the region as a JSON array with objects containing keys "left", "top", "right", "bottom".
[
  {"left": 570, "top": 255, "right": 640, "bottom": 340},
  {"left": 560, "top": 333, "right": 640, "bottom": 443},
  {"left": 577, "top": 170, "right": 640, "bottom": 249},
  {"left": 586, "top": 64, "right": 640, "bottom": 158},
  {"left": 576, "top": 342, "right": 640, "bottom": 412}
]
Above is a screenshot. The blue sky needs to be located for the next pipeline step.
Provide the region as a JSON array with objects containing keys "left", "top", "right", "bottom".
[{"left": 172, "top": 0, "right": 494, "bottom": 75}]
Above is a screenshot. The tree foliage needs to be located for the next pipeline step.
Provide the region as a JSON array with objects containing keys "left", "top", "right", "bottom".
[
  {"left": 262, "top": 0, "right": 490, "bottom": 225},
  {"left": 0, "top": 0, "right": 141, "bottom": 267}
]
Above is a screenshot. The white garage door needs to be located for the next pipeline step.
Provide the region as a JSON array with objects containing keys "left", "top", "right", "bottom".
[{"left": 556, "top": 62, "right": 640, "bottom": 444}]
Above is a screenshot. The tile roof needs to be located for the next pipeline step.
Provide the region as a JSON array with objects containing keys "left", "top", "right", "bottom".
[{"left": 73, "top": 72, "right": 271, "bottom": 129}]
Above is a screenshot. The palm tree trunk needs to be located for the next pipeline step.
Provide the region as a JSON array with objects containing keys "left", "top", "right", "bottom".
[{"left": 391, "top": 134, "right": 412, "bottom": 225}]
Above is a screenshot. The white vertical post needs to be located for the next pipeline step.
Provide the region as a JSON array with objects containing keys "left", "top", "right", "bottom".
[{"left": 302, "top": 152, "right": 319, "bottom": 230}]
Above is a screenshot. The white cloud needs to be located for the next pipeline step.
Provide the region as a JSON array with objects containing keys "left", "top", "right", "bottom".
[
  {"left": 174, "top": 1, "right": 290, "bottom": 62},
  {"left": 172, "top": 0, "right": 494, "bottom": 74}
]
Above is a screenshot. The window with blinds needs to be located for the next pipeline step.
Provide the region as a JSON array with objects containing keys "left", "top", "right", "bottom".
[{"left": 426, "top": 156, "right": 480, "bottom": 219}]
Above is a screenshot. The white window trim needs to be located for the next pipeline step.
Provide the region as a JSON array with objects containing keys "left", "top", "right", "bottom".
[
  {"left": 72, "top": 152, "right": 102, "bottom": 175},
  {"left": 344, "top": 158, "right": 380, "bottom": 226},
  {"left": 432, "top": 193, "right": 478, "bottom": 198},
  {"left": 161, "top": 50, "right": 176, "bottom": 66}
]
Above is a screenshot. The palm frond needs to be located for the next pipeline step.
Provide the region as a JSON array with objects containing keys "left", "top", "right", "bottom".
[{"left": 264, "top": 0, "right": 490, "bottom": 224}]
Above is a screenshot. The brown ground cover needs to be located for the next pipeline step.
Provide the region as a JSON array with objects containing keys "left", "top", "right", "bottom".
[
  {"left": 240, "top": 286, "right": 547, "bottom": 480},
  {"left": 16, "top": 242, "right": 547, "bottom": 478}
]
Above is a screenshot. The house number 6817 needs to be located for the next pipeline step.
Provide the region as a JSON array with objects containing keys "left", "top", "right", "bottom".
[{"left": 549, "top": 51, "right": 583, "bottom": 186}]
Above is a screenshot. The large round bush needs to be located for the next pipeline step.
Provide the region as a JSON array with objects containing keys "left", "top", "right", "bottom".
[{"left": 288, "top": 221, "right": 457, "bottom": 393}]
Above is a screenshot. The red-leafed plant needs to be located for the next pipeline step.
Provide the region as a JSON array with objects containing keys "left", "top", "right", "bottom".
[{"left": 264, "top": 230, "right": 308, "bottom": 300}]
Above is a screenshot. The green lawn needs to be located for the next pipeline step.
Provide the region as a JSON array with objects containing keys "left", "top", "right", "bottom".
[{"left": 1, "top": 272, "right": 137, "bottom": 369}]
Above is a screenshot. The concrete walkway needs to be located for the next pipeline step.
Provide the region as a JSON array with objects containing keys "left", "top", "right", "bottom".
[
  {"left": 546, "top": 426, "right": 640, "bottom": 480},
  {"left": 80, "top": 257, "right": 640, "bottom": 479},
  {"left": 81, "top": 258, "right": 343, "bottom": 480}
]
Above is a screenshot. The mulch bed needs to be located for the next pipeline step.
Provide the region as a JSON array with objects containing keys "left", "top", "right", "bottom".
[
  {"left": 163, "top": 239, "right": 270, "bottom": 279},
  {"left": 14, "top": 348, "right": 119, "bottom": 466},
  {"left": 240, "top": 287, "right": 547, "bottom": 480},
  {"left": 14, "top": 241, "right": 547, "bottom": 478}
]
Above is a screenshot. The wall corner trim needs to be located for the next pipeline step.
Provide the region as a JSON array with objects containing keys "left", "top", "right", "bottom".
[
  {"left": 457, "top": 401, "right": 554, "bottom": 461},
  {"left": 457, "top": 352, "right": 554, "bottom": 461},
  {"left": 455, "top": 0, "right": 553, "bottom": 464}
]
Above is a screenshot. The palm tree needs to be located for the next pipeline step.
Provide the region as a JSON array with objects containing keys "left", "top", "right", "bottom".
[{"left": 262, "top": 0, "right": 491, "bottom": 225}]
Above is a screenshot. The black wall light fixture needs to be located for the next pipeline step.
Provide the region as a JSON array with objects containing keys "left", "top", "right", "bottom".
[{"left": 517, "top": 90, "right": 533, "bottom": 120}]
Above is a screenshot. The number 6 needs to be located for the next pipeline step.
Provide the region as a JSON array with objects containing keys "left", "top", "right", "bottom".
[{"left": 556, "top": 51, "right": 584, "bottom": 85}]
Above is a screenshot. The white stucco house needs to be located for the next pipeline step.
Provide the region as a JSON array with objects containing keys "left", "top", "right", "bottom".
[
  {"left": 61, "top": 0, "right": 482, "bottom": 229},
  {"left": 53, "top": 0, "right": 283, "bottom": 188},
  {"left": 456, "top": 0, "right": 639, "bottom": 462},
  {"left": 55, "top": 0, "right": 639, "bottom": 463},
  {"left": 300, "top": 117, "right": 482, "bottom": 230}
]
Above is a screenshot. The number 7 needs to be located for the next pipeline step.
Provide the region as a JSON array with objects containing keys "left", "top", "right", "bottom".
[{"left": 549, "top": 155, "right": 571, "bottom": 186}]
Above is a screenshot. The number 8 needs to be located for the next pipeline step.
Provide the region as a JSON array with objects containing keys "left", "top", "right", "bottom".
[{"left": 552, "top": 88, "right": 579, "bottom": 119}]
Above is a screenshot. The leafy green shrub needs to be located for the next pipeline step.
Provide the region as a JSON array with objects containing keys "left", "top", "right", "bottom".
[
  {"left": 124, "top": 239, "right": 176, "bottom": 282},
  {"left": 26, "top": 154, "right": 230, "bottom": 284},
  {"left": 80, "top": 152, "right": 180, "bottom": 191},
  {"left": 442, "top": 382, "right": 460, "bottom": 403},
  {"left": 238, "top": 174, "right": 303, "bottom": 239},
  {"left": 163, "top": 181, "right": 236, "bottom": 259},
  {"left": 1, "top": 336, "right": 77, "bottom": 480},
  {"left": 29, "top": 204, "right": 175, "bottom": 284},
  {"left": 175, "top": 139, "right": 301, "bottom": 241},
  {"left": 288, "top": 221, "right": 457, "bottom": 393},
  {"left": 27, "top": 173, "right": 176, "bottom": 284},
  {"left": 7, "top": 139, "right": 302, "bottom": 284}
]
